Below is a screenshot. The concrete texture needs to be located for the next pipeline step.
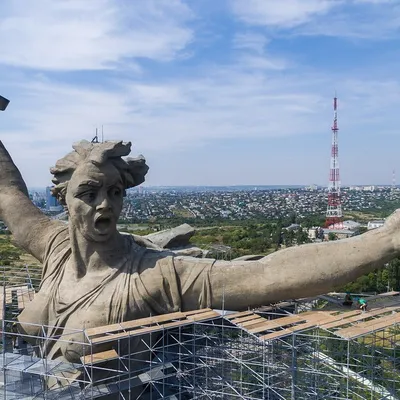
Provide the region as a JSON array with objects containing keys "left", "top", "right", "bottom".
[{"left": 0, "top": 139, "right": 399, "bottom": 374}]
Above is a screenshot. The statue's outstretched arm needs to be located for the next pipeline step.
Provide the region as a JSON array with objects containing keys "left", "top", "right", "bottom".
[
  {"left": 207, "top": 219, "right": 400, "bottom": 310},
  {"left": 0, "top": 141, "right": 63, "bottom": 262},
  {"left": 176, "top": 216, "right": 400, "bottom": 311}
]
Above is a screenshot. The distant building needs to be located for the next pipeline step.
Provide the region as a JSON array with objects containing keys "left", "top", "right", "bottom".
[
  {"left": 46, "top": 186, "right": 63, "bottom": 212},
  {"left": 308, "top": 227, "right": 324, "bottom": 240},
  {"left": 367, "top": 220, "right": 385, "bottom": 230},
  {"left": 285, "top": 223, "right": 301, "bottom": 231},
  {"left": 322, "top": 229, "right": 356, "bottom": 240},
  {"left": 342, "top": 220, "right": 361, "bottom": 231},
  {"left": 305, "top": 184, "right": 318, "bottom": 191}
]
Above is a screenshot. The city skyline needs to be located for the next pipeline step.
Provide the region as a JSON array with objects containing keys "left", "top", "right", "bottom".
[{"left": 1, "top": 1, "right": 400, "bottom": 187}]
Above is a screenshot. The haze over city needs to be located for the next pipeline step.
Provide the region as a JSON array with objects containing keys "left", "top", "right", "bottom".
[{"left": 1, "top": 0, "right": 400, "bottom": 187}]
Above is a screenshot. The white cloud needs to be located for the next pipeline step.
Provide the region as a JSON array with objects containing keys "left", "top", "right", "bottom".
[
  {"left": 3, "top": 53, "right": 400, "bottom": 186},
  {"left": 353, "top": 0, "right": 395, "bottom": 3},
  {"left": 231, "top": 0, "right": 400, "bottom": 39},
  {"left": 300, "top": 2, "right": 400, "bottom": 39},
  {"left": 232, "top": 0, "right": 338, "bottom": 28},
  {"left": 233, "top": 32, "right": 270, "bottom": 54},
  {"left": 1, "top": 65, "right": 331, "bottom": 155},
  {"left": 2, "top": 66, "right": 400, "bottom": 188},
  {"left": 233, "top": 33, "right": 288, "bottom": 70},
  {"left": 236, "top": 54, "right": 288, "bottom": 70},
  {"left": 0, "top": 0, "right": 193, "bottom": 71},
  {"left": 2, "top": 0, "right": 400, "bottom": 186}
]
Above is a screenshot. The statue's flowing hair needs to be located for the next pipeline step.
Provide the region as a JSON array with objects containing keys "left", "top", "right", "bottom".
[{"left": 50, "top": 140, "right": 149, "bottom": 206}]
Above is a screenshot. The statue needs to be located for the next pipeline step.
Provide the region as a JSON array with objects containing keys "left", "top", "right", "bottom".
[{"left": 0, "top": 139, "right": 399, "bottom": 386}]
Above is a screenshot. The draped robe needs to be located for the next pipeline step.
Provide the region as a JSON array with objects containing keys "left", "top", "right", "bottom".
[{"left": 18, "top": 227, "right": 214, "bottom": 389}]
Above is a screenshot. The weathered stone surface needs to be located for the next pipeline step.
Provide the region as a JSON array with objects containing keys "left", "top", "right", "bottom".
[
  {"left": 169, "top": 245, "right": 208, "bottom": 258},
  {"left": 126, "top": 229, "right": 207, "bottom": 257},
  {"left": 128, "top": 232, "right": 163, "bottom": 250},
  {"left": 144, "top": 223, "right": 195, "bottom": 249},
  {"left": 1, "top": 139, "right": 400, "bottom": 388}
]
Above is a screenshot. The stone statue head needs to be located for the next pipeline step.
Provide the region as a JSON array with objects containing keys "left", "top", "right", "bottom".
[{"left": 50, "top": 140, "right": 148, "bottom": 242}]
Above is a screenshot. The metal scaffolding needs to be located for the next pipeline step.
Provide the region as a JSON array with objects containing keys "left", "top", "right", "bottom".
[{"left": 1, "top": 263, "right": 400, "bottom": 399}]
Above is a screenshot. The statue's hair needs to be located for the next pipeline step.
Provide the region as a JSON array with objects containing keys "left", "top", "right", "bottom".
[{"left": 50, "top": 140, "right": 149, "bottom": 205}]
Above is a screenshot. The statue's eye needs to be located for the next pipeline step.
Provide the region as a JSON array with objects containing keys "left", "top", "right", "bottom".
[
  {"left": 83, "top": 192, "right": 96, "bottom": 202},
  {"left": 110, "top": 187, "right": 121, "bottom": 197}
]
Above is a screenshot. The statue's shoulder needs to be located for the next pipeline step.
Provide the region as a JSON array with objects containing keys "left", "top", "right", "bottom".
[
  {"left": 134, "top": 246, "right": 176, "bottom": 271},
  {"left": 128, "top": 233, "right": 165, "bottom": 251},
  {"left": 44, "top": 224, "right": 70, "bottom": 261},
  {"left": 139, "top": 247, "right": 175, "bottom": 262}
]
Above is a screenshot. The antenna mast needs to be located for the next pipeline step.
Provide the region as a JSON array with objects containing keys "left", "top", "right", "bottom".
[
  {"left": 325, "top": 95, "right": 343, "bottom": 229},
  {"left": 91, "top": 127, "right": 99, "bottom": 143},
  {"left": 392, "top": 169, "right": 396, "bottom": 190}
]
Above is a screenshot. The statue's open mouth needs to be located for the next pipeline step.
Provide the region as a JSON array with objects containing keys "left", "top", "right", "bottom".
[{"left": 94, "top": 215, "right": 112, "bottom": 232}]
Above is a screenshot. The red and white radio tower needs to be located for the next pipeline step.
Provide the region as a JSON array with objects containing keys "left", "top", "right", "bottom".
[{"left": 325, "top": 95, "right": 343, "bottom": 229}]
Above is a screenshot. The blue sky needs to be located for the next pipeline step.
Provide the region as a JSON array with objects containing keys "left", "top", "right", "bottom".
[{"left": 1, "top": 0, "right": 400, "bottom": 187}]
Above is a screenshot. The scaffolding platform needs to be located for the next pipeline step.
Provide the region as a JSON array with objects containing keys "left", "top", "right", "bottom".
[{"left": 1, "top": 264, "right": 400, "bottom": 399}]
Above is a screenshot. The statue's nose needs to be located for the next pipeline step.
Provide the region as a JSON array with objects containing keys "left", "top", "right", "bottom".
[{"left": 96, "top": 195, "right": 111, "bottom": 211}]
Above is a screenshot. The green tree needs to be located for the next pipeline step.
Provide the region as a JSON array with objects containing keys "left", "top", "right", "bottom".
[
  {"left": 0, "top": 236, "right": 22, "bottom": 266},
  {"left": 283, "top": 229, "right": 295, "bottom": 247},
  {"left": 328, "top": 232, "right": 337, "bottom": 241},
  {"left": 296, "top": 229, "right": 310, "bottom": 245}
]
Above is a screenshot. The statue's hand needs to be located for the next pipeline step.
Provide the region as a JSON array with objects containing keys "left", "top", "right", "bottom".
[
  {"left": 382, "top": 209, "right": 400, "bottom": 250},
  {"left": 0, "top": 141, "right": 28, "bottom": 196}
]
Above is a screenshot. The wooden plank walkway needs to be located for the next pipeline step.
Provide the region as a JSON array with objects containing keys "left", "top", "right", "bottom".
[
  {"left": 226, "top": 299, "right": 400, "bottom": 342},
  {"left": 88, "top": 309, "right": 221, "bottom": 345},
  {"left": 86, "top": 308, "right": 213, "bottom": 337},
  {"left": 81, "top": 349, "right": 119, "bottom": 365},
  {"left": 225, "top": 310, "right": 254, "bottom": 320},
  {"left": 336, "top": 312, "right": 400, "bottom": 339},
  {"left": 321, "top": 305, "right": 400, "bottom": 330},
  {"left": 0, "top": 285, "right": 35, "bottom": 319}
]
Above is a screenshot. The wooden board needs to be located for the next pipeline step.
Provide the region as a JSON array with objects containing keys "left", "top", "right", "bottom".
[
  {"left": 336, "top": 314, "right": 395, "bottom": 337},
  {"left": 187, "top": 310, "right": 220, "bottom": 321},
  {"left": 350, "top": 312, "right": 397, "bottom": 330},
  {"left": 336, "top": 311, "right": 400, "bottom": 338},
  {"left": 260, "top": 319, "right": 330, "bottom": 342},
  {"left": 87, "top": 308, "right": 216, "bottom": 338},
  {"left": 91, "top": 310, "right": 220, "bottom": 345},
  {"left": 288, "top": 321, "right": 318, "bottom": 333},
  {"left": 260, "top": 329, "right": 292, "bottom": 341},
  {"left": 231, "top": 314, "right": 262, "bottom": 324},
  {"left": 233, "top": 317, "right": 270, "bottom": 331},
  {"left": 323, "top": 309, "right": 362, "bottom": 320},
  {"left": 81, "top": 349, "right": 119, "bottom": 365},
  {"left": 5, "top": 291, "right": 12, "bottom": 304},
  {"left": 86, "top": 311, "right": 187, "bottom": 337},
  {"left": 183, "top": 308, "right": 213, "bottom": 316},
  {"left": 337, "top": 313, "right": 400, "bottom": 339},
  {"left": 239, "top": 310, "right": 365, "bottom": 340},
  {"left": 322, "top": 305, "right": 400, "bottom": 330},
  {"left": 248, "top": 315, "right": 305, "bottom": 334},
  {"left": 239, "top": 317, "right": 266, "bottom": 328},
  {"left": 302, "top": 312, "right": 337, "bottom": 324},
  {"left": 225, "top": 310, "right": 254, "bottom": 320}
]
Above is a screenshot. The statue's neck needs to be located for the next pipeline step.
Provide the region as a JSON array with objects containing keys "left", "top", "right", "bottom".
[{"left": 68, "top": 226, "right": 128, "bottom": 278}]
